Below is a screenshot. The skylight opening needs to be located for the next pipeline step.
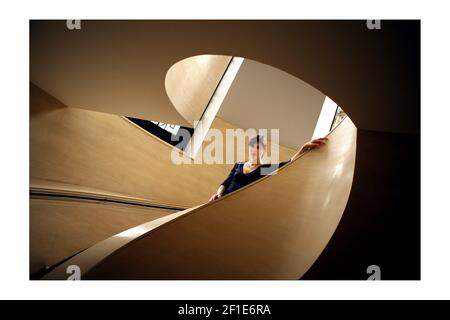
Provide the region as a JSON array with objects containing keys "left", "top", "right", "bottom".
[
  {"left": 184, "top": 56, "right": 244, "bottom": 159},
  {"left": 312, "top": 97, "right": 346, "bottom": 139},
  {"left": 126, "top": 117, "right": 193, "bottom": 150}
]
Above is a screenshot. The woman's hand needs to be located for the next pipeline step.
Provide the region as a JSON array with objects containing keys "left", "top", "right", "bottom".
[
  {"left": 208, "top": 193, "right": 222, "bottom": 202},
  {"left": 301, "top": 137, "right": 328, "bottom": 151},
  {"left": 208, "top": 185, "right": 226, "bottom": 202},
  {"left": 291, "top": 137, "right": 329, "bottom": 162}
]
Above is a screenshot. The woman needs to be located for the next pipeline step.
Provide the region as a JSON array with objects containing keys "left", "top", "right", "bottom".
[{"left": 208, "top": 135, "right": 328, "bottom": 202}]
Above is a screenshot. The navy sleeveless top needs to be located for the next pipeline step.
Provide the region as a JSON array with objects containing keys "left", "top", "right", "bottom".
[{"left": 221, "top": 160, "right": 290, "bottom": 195}]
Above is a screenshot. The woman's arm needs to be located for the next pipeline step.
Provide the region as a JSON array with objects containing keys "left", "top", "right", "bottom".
[
  {"left": 290, "top": 137, "right": 329, "bottom": 162},
  {"left": 208, "top": 185, "right": 226, "bottom": 202},
  {"left": 208, "top": 163, "right": 239, "bottom": 202}
]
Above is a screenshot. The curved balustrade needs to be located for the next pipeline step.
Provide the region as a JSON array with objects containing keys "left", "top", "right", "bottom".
[{"left": 44, "top": 117, "right": 357, "bottom": 280}]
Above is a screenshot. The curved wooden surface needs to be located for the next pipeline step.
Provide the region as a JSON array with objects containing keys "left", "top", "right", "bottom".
[
  {"left": 165, "top": 55, "right": 232, "bottom": 126},
  {"left": 30, "top": 197, "right": 178, "bottom": 277},
  {"left": 30, "top": 84, "right": 296, "bottom": 208},
  {"left": 30, "top": 178, "right": 188, "bottom": 211},
  {"left": 30, "top": 179, "right": 186, "bottom": 276},
  {"left": 44, "top": 117, "right": 357, "bottom": 280}
]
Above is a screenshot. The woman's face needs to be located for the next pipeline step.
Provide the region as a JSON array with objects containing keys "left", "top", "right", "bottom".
[{"left": 250, "top": 143, "right": 265, "bottom": 160}]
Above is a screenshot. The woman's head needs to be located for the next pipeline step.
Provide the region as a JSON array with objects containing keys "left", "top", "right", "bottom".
[{"left": 249, "top": 135, "right": 266, "bottom": 160}]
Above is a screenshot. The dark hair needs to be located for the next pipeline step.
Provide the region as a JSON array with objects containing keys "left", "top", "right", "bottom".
[{"left": 249, "top": 135, "right": 266, "bottom": 149}]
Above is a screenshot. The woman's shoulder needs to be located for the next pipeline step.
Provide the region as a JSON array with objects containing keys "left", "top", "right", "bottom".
[{"left": 229, "top": 161, "right": 245, "bottom": 170}]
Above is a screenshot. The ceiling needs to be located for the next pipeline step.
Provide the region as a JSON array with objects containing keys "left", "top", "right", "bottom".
[{"left": 30, "top": 20, "right": 420, "bottom": 134}]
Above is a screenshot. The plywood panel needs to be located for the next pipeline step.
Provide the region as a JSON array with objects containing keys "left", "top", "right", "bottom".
[
  {"left": 30, "top": 197, "right": 175, "bottom": 275},
  {"left": 165, "top": 55, "right": 232, "bottom": 126}
]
